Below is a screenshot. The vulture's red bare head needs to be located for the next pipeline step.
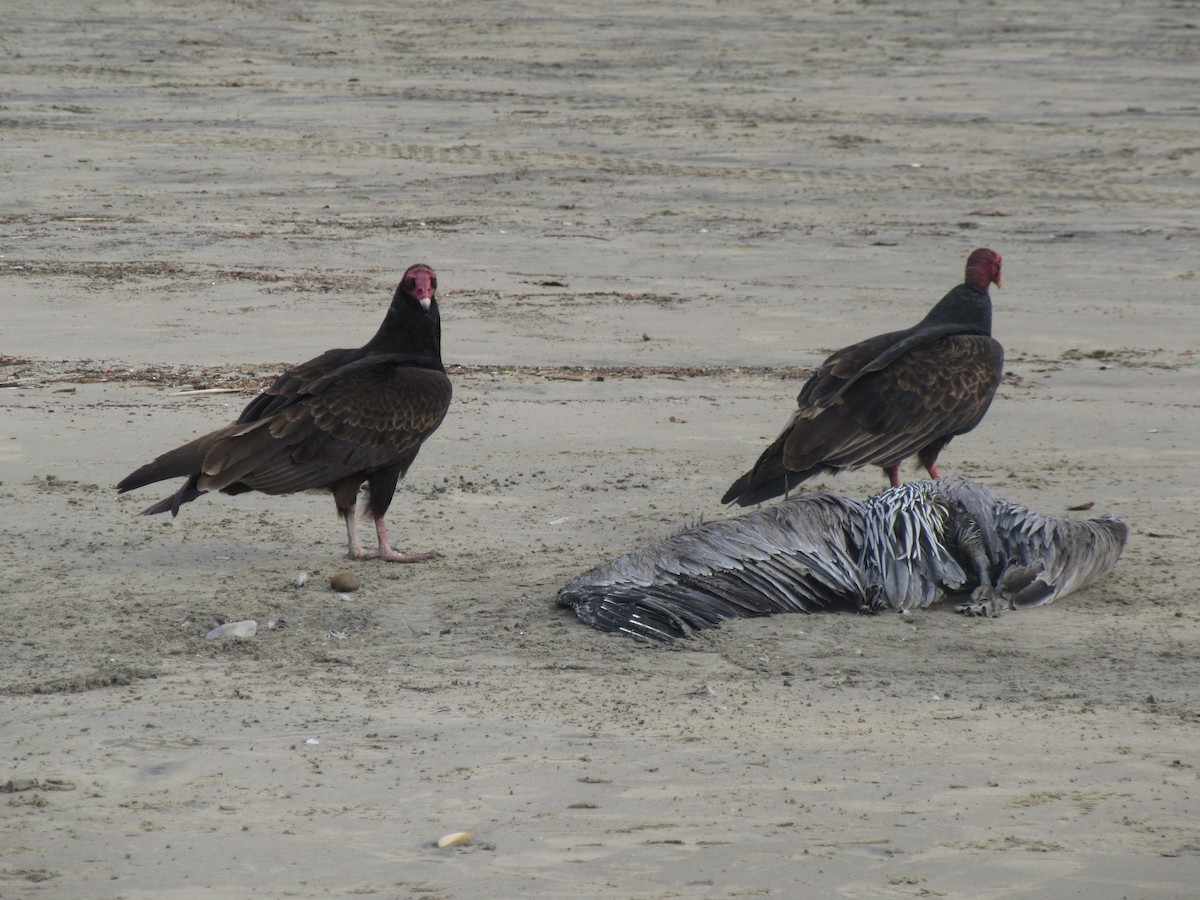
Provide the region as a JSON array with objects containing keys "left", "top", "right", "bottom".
[
  {"left": 401, "top": 263, "right": 438, "bottom": 311},
  {"left": 965, "top": 248, "right": 1002, "bottom": 291}
]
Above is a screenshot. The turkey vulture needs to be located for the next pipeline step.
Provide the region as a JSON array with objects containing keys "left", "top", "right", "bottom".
[
  {"left": 117, "top": 263, "right": 452, "bottom": 563},
  {"left": 722, "top": 249, "right": 1004, "bottom": 506},
  {"left": 558, "top": 477, "right": 1127, "bottom": 644}
]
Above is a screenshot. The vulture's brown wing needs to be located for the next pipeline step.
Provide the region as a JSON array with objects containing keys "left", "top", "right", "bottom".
[
  {"left": 235, "top": 348, "right": 364, "bottom": 424},
  {"left": 199, "top": 357, "right": 451, "bottom": 496},
  {"left": 798, "top": 323, "right": 973, "bottom": 411},
  {"left": 117, "top": 349, "right": 367, "bottom": 494},
  {"left": 783, "top": 334, "right": 1003, "bottom": 472}
]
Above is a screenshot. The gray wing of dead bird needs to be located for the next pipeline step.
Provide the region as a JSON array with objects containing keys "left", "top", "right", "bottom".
[
  {"left": 856, "top": 480, "right": 971, "bottom": 612},
  {"left": 559, "top": 477, "right": 1128, "bottom": 642},
  {"left": 557, "top": 493, "right": 869, "bottom": 644},
  {"left": 858, "top": 476, "right": 1128, "bottom": 614},
  {"left": 984, "top": 496, "right": 1129, "bottom": 611}
]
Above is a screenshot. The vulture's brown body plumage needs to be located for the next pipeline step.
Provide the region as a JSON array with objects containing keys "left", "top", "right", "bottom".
[
  {"left": 117, "top": 263, "right": 451, "bottom": 562},
  {"left": 723, "top": 249, "right": 1004, "bottom": 506}
]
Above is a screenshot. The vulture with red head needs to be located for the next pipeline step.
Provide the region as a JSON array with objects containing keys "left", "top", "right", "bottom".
[
  {"left": 117, "top": 263, "right": 451, "bottom": 562},
  {"left": 723, "top": 249, "right": 1005, "bottom": 506}
]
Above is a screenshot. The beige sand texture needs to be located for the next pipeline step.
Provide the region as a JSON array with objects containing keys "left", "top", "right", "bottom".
[{"left": 2, "top": 1, "right": 1199, "bottom": 897}]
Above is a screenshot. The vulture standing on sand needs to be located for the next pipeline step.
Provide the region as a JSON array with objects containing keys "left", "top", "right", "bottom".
[
  {"left": 722, "top": 249, "right": 1005, "bottom": 506},
  {"left": 558, "top": 477, "right": 1128, "bottom": 644},
  {"left": 118, "top": 263, "right": 451, "bottom": 562}
]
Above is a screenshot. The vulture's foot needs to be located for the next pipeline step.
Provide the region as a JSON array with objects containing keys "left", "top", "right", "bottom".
[
  {"left": 353, "top": 546, "right": 442, "bottom": 564},
  {"left": 353, "top": 516, "right": 443, "bottom": 563}
]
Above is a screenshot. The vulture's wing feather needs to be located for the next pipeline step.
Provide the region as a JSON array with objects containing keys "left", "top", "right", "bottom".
[
  {"left": 235, "top": 348, "right": 362, "bottom": 424},
  {"left": 200, "top": 359, "right": 451, "bottom": 496},
  {"left": 798, "top": 323, "right": 972, "bottom": 410},
  {"left": 784, "top": 336, "right": 1004, "bottom": 473}
]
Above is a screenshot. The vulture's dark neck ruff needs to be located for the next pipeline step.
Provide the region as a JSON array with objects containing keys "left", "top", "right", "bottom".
[{"left": 363, "top": 265, "right": 444, "bottom": 365}]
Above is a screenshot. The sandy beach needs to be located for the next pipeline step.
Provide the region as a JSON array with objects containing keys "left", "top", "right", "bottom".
[{"left": 2, "top": 1, "right": 1199, "bottom": 897}]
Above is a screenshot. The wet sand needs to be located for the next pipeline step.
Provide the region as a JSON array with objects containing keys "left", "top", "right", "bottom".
[{"left": 2, "top": 1, "right": 1199, "bottom": 897}]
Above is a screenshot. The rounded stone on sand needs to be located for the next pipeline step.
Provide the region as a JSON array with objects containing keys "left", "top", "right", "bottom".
[{"left": 330, "top": 572, "right": 362, "bottom": 592}]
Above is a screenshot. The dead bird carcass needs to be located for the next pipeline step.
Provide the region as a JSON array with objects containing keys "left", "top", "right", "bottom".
[{"left": 557, "top": 477, "right": 1127, "bottom": 644}]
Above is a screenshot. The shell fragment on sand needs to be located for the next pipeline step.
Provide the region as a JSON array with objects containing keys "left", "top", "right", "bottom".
[{"left": 204, "top": 620, "right": 258, "bottom": 640}]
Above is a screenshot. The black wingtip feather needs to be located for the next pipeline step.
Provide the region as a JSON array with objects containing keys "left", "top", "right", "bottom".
[{"left": 721, "top": 468, "right": 823, "bottom": 507}]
